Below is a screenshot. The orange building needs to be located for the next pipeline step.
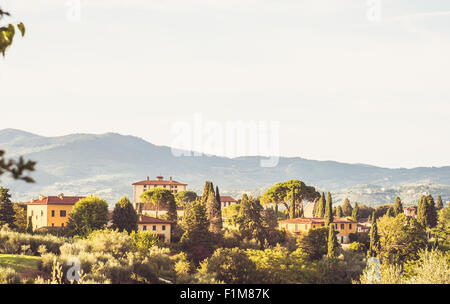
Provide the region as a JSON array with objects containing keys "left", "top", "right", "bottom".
[
  {"left": 137, "top": 215, "right": 173, "bottom": 244},
  {"left": 26, "top": 195, "right": 85, "bottom": 231},
  {"left": 278, "top": 217, "right": 357, "bottom": 244}
]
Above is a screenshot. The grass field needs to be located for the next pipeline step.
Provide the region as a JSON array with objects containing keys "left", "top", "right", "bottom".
[{"left": 0, "top": 254, "right": 41, "bottom": 275}]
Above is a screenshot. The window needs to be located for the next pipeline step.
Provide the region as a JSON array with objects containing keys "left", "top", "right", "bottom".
[
  {"left": 162, "top": 225, "right": 166, "bottom": 231},
  {"left": 60, "top": 210, "right": 66, "bottom": 217},
  {"left": 31, "top": 210, "right": 34, "bottom": 216},
  {"left": 52, "top": 223, "right": 54, "bottom": 227},
  {"left": 51, "top": 210, "right": 55, "bottom": 217},
  {"left": 41, "top": 210, "right": 43, "bottom": 216},
  {"left": 152, "top": 225, "right": 156, "bottom": 231},
  {"left": 349, "top": 224, "right": 352, "bottom": 229},
  {"left": 143, "top": 225, "right": 147, "bottom": 231},
  {"left": 61, "top": 223, "right": 64, "bottom": 227},
  {"left": 341, "top": 224, "right": 344, "bottom": 230}
]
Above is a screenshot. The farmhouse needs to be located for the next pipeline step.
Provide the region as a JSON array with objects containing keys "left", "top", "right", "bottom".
[
  {"left": 278, "top": 217, "right": 357, "bottom": 244},
  {"left": 26, "top": 194, "right": 85, "bottom": 231},
  {"left": 132, "top": 175, "right": 187, "bottom": 207},
  {"left": 137, "top": 214, "right": 172, "bottom": 243}
]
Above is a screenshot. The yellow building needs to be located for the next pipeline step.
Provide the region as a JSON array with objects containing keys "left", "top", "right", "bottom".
[
  {"left": 278, "top": 217, "right": 357, "bottom": 244},
  {"left": 137, "top": 215, "right": 172, "bottom": 244},
  {"left": 132, "top": 175, "right": 187, "bottom": 206},
  {"left": 26, "top": 195, "right": 85, "bottom": 231}
]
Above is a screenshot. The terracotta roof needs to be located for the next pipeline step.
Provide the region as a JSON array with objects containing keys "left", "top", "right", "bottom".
[
  {"left": 132, "top": 176, "right": 187, "bottom": 186},
  {"left": 138, "top": 215, "right": 173, "bottom": 224},
  {"left": 279, "top": 217, "right": 357, "bottom": 224},
  {"left": 220, "top": 196, "right": 237, "bottom": 203},
  {"left": 27, "top": 195, "right": 85, "bottom": 206}
]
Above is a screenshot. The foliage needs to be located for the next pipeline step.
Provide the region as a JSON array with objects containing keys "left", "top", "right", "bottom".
[
  {"left": 0, "top": 227, "right": 67, "bottom": 255},
  {"left": 431, "top": 207, "right": 450, "bottom": 250},
  {"left": 0, "top": 266, "right": 21, "bottom": 284},
  {"left": 112, "top": 197, "right": 138, "bottom": 233},
  {"left": 13, "top": 203, "right": 27, "bottom": 232},
  {"left": 198, "top": 247, "right": 258, "bottom": 284},
  {"left": 315, "top": 192, "right": 326, "bottom": 218},
  {"left": 0, "top": 188, "right": 16, "bottom": 229},
  {"left": 130, "top": 230, "right": 162, "bottom": 252},
  {"left": 436, "top": 196, "right": 444, "bottom": 210},
  {"left": 66, "top": 196, "right": 109, "bottom": 237},
  {"left": 0, "top": 150, "right": 35, "bottom": 183},
  {"left": 368, "top": 212, "right": 379, "bottom": 257},
  {"left": 222, "top": 204, "right": 240, "bottom": 227},
  {"left": 348, "top": 242, "right": 366, "bottom": 253},
  {"left": 393, "top": 197, "right": 403, "bottom": 216},
  {"left": 237, "top": 194, "right": 265, "bottom": 248},
  {"left": 205, "top": 186, "right": 221, "bottom": 233},
  {"left": 297, "top": 227, "right": 328, "bottom": 261},
  {"left": 174, "top": 190, "right": 197, "bottom": 208},
  {"left": 140, "top": 188, "right": 174, "bottom": 219},
  {"left": 327, "top": 224, "right": 339, "bottom": 259},
  {"left": 376, "top": 214, "right": 427, "bottom": 264},
  {"left": 324, "top": 192, "right": 333, "bottom": 226},
  {"left": 342, "top": 198, "right": 353, "bottom": 217},
  {"left": 180, "top": 200, "right": 214, "bottom": 263},
  {"left": 351, "top": 202, "right": 359, "bottom": 221}
]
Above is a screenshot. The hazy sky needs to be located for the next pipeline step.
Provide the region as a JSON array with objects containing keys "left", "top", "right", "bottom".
[{"left": 1, "top": 0, "right": 450, "bottom": 168}]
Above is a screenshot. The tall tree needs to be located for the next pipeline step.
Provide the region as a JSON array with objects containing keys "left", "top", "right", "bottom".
[
  {"left": 393, "top": 197, "right": 403, "bottom": 216},
  {"left": 352, "top": 202, "right": 360, "bottom": 220},
  {"left": 368, "top": 212, "right": 379, "bottom": 257},
  {"left": 112, "top": 197, "right": 138, "bottom": 233},
  {"left": 324, "top": 192, "right": 333, "bottom": 226},
  {"left": 342, "top": 197, "right": 353, "bottom": 217},
  {"left": 200, "top": 181, "right": 214, "bottom": 205},
  {"left": 426, "top": 195, "right": 438, "bottom": 228},
  {"left": 140, "top": 188, "right": 174, "bottom": 218},
  {"left": 417, "top": 196, "right": 428, "bottom": 228},
  {"left": 0, "top": 187, "right": 16, "bottom": 229},
  {"left": 180, "top": 200, "right": 213, "bottom": 263},
  {"left": 327, "top": 224, "right": 338, "bottom": 259},
  {"left": 206, "top": 190, "right": 221, "bottom": 234},
  {"left": 238, "top": 194, "right": 265, "bottom": 248},
  {"left": 315, "top": 192, "right": 326, "bottom": 218},
  {"left": 215, "top": 186, "right": 223, "bottom": 230},
  {"left": 435, "top": 196, "right": 444, "bottom": 210},
  {"left": 13, "top": 203, "right": 27, "bottom": 232},
  {"left": 167, "top": 195, "right": 178, "bottom": 223},
  {"left": 298, "top": 200, "right": 304, "bottom": 218},
  {"left": 26, "top": 216, "right": 33, "bottom": 234},
  {"left": 336, "top": 205, "right": 343, "bottom": 218}
]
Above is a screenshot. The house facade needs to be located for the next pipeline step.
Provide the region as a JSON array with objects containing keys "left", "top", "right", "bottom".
[
  {"left": 132, "top": 175, "right": 187, "bottom": 206},
  {"left": 278, "top": 217, "right": 357, "bottom": 244},
  {"left": 403, "top": 206, "right": 417, "bottom": 218},
  {"left": 137, "top": 214, "right": 172, "bottom": 243},
  {"left": 220, "top": 196, "right": 238, "bottom": 209},
  {"left": 26, "top": 195, "right": 85, "bottom": 231}
]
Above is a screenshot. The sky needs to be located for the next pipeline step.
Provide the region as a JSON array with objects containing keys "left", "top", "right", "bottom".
[{"left": 1, "top": 0, "right": 450, "bottom": 168}]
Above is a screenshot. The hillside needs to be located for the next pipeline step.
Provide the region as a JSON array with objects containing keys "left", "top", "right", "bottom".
[{"left": 1, "top": 129, "right": 449, "bottom": 206}]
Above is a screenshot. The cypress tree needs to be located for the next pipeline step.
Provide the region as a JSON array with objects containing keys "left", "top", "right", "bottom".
[
  {"left": 352, "top": 202, "right": 360, "bottom": 220},
  {"left": 26, "top": 216, "right": 33, "bottom": 234},
  {"left": 0, "top": 187, "right": 16, "bottom": 229},
  {"left": 417, "top": 196, "right": 428, "bottom": 228},
  {"left": 336, "top": 205, "right": 343, "bottom": 218},
  {"left": 200, "top": 181, "right": 214, "bottom": 205},
  {"left": 206, "top": 190, "right": 221, "bottom": 233},
  {"left": 167, "top": 196, "right": 178, "bottom": 223},
  {"left": 112, "top": 196, "right": 138, "bottom": 233},
  {"left": 368, "top": 211, "right": 379, "bottom": 257},
  {"left": 316, "top": 192, "right": 326, "bottom": 218},
  {"left": 436, "top": 196, "right": 444, "bottom": 210},
  {"left": 426, "top": 195, "right": 437, "bottom": 228},
  {"left": 393, "top": 197, "right": 403, "bottom": 216},
  {"left": 342, "top": 197, "right": 353, "bottom": 217},
  {"left": 327, "top": 224, "right": 338, "bottom": 259},
  {"left": 324, "top": 192, "right": 333, "bottom": 226}
]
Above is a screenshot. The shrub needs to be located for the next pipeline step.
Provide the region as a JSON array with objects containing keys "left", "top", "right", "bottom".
[{"left": 0, "top": 267, "right": 21, "bottom": 284}]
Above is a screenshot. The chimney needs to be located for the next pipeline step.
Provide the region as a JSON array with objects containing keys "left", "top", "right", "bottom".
[
  {"left": 39, "top": 195, "right": 45, "bottom": 200},
  {"left": 170, "top": 176, "right": 173, "bottom": 181},
  {"left": 58, "top": 193, "right": 64, "bottom": 199},
  {"left": 156, "top": 175, "right": 163, "bottom": 181},
  {"left": 146, "top": 176, "right": 149, "bottom": 181}
]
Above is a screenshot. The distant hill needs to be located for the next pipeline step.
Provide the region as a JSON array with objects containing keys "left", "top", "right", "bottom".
[{"left": 1, "top": 129, "right": 449, "bottom": 207}]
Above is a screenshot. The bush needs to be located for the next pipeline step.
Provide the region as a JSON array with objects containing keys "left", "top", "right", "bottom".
[
  {"left": 348, "top": 242, "right": 366, "bottom": 253},
  {"left": 0, "top": 228, "right": 67, "bottom": 255},
  {"left": 0, "top": 267, "right": 21, "bottom": 284}
]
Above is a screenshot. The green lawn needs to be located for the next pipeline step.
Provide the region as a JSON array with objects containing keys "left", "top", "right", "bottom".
[{"left": 0, "top": 254, "right": 41, "bottom": 273}]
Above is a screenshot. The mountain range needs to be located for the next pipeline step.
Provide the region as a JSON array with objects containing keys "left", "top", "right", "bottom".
[{"left": 1, "top": 128, "right": 449, "bottom": 207}]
